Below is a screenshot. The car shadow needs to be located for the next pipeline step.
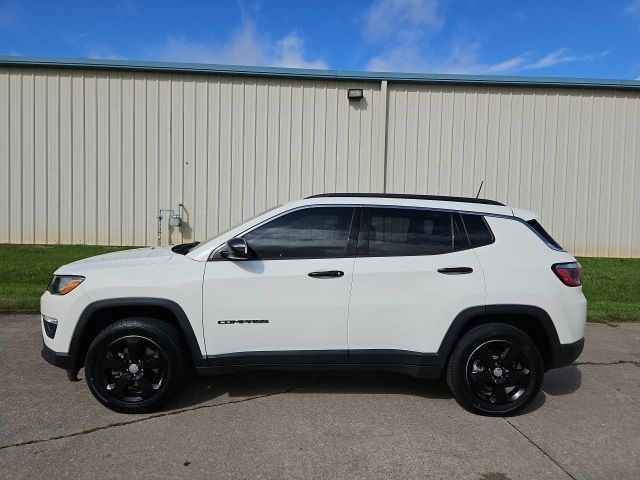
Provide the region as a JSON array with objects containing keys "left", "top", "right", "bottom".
[
  {"left": 164, "top": 366, "right": 582, "bottom": 414},
  {"left": 162, "top": 370, "right": 453, "bottom": 411},
  {"left": 541, "top": 365, "right": 582, "bottom": 396}
]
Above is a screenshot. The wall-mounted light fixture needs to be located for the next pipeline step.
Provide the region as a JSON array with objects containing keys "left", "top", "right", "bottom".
[{"left": 347, "top": 88, "right": 364, "bottom": 101}]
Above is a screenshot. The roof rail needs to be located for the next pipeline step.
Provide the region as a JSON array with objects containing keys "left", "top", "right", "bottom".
[{"left": 305, "top": 193, "right": 505, "bottom": 206}]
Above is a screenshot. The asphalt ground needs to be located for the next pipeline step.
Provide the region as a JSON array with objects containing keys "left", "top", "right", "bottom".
[{"left": 0, "top": 314, "right": 638, "bottom": 479}]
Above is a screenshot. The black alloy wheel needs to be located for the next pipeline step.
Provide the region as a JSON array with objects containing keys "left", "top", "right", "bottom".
[
  {"left": 85, "top": 317, "right": 187, "bottom": 413},
  {"left": 98, "top": 335, "right": 168, "bottom": 403},
  {"left": 447, "top": 323, "right": 544, "bottom": 415},
  {"left": 466, "top": 340, "right": 532, "bottom": 406}
]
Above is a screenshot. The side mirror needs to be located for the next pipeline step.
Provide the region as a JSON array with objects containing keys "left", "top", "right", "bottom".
[{"left": 221, "top": 237, "right": 251, "bottom": 260}]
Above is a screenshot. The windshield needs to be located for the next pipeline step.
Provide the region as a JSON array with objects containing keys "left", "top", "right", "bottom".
[{"left": 187, "top": 205, "right": 281, "bottom": 255}]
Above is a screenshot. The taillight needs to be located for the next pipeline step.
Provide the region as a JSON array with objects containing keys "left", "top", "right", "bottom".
[{"left": 552, "top": 262, "right": 582, "bottom": 287}]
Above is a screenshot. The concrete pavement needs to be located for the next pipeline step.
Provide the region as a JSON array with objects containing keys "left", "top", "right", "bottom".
[{"left": 0, "top": 314, "right": 638, "bottom": 479}]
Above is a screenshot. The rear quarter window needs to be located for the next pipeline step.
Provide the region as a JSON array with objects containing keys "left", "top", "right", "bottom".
[
  {"left": 526, "top": 219, "right": 563, "bottom": 250},
  {"left": 461, "top": 214, "right": 494, "bottom": 248}
]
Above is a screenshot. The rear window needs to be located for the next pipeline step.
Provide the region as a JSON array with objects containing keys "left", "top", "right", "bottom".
[
  {"left": 461, "top": 214, "right": 494, "bottom": 248},
  {"left": 526, "top": 219, "right": 563, "bottom": 250}
]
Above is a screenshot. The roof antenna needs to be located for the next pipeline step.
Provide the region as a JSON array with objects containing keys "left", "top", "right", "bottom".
[{"left": 475, "top": 180, "right": 484, "bottom": 199}]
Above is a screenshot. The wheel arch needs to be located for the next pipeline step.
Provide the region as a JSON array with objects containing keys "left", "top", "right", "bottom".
[
  {"left": 438, "top": 305, "right": 561, "bottom": 370},
  {"left": 69, "top": 298, "right": 206, "bottom": 373}
]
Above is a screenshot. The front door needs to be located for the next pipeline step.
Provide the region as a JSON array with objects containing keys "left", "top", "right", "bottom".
[{"left": 202, "top": 206, "right": 357, "bottom": 364}]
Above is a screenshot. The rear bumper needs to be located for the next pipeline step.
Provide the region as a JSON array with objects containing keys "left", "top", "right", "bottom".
[
  {"left": 41, "top": 343, "right": 74, "bottom": 370},
  {"left": 550, "top": 337, "right": 584, "bottom": 369}
]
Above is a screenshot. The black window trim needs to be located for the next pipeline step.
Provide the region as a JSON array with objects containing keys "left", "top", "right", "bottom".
[{"left": 210, "top": 204, "right": 361, "bottom": 261}]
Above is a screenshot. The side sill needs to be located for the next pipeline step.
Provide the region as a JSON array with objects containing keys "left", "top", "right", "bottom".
[{"left": 196, "top": 363, "right": 444, "bottom": 379}]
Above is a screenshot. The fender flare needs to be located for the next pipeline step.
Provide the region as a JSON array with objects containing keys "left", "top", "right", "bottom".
[
  {"left": 68, "top": 297, "right": 207, "bottom": 370},
  {"left": 437, "top": 304, "right": 562, "bottom": 364}
]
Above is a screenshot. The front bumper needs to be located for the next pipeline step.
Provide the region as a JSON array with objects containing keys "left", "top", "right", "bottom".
[
  {"left": 41, "top": 342, "right": 74, "bottom": 370},
  {"left": 550, "top": 337, "right": 585, "bottom": 369}
]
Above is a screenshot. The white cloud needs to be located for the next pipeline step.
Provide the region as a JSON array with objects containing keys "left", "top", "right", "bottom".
[
  {"left": 367, "top": 43, "right": 610, "bottom": 75},
  {"left": 524, "top": 48, "right": 610, "bottom": 70},
  {"left": 157, "top": 21, "right": 327, "bottom": 69},
  {"left": 364, "top": 0, "right": 442, "bottom": 42},
  {"left": 626, "top": 0, "right": 640, "bottom": 15}
]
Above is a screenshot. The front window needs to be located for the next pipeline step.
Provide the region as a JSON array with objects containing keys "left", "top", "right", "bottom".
[{"left": 243, "top": 206, "right": 355, "bottom": 260}]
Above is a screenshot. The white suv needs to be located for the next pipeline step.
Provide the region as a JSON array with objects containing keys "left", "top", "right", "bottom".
[{"left": 41, "top": 194, "right": 586, "bottom": 415}]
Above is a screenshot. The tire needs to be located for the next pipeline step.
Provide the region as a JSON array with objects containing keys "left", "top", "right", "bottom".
[
  {"left": 84, "top": 317, "right": 188, "bottom": 413},
  {"left": 446, "top": 323, "right": 544, "bottom": 416}
]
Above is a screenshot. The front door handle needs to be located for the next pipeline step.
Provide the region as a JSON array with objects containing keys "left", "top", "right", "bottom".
[
  {"left": 308, "top": 270, "right": 344, "bottom": 278},
  {"left": 437, "top": 267, "right": 473, "bottom": 275}
]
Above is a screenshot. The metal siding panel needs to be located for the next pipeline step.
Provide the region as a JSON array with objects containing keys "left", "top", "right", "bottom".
[
  {"left": 206, "top": 77, "right": 221, "bottom": 238},
  {"left": 300, "top": 81, "right": 314, "bottom": 196},
  {"left": 242, "top": 81, "right": 256, "bottom": 219},
  {"left": 312, "top": 83, "right": 327, "bottom": 194},
  {"left": 157, "top": 75, "right": 171, "bottom": 245},
  {"left": 217, "top": 77, "right": 232, "bottom": 231},
  {"left": 121, "top": 74, "right": 134, "bottom": 245},
  {"left": 146, "top": 73, "right": 159, "bottom": 246},
  {"left": 83, "top": 73, "right": 97, "bottom": 244},
  {"left": 289, "top": 81, "right": 303, "bottom": 200},
  {"left": 169, "top": 75, "right": 184, "bottom": 244},
  {"left": 193, "top": 76, "right": 208, "bottom": 241},
  {"left": 71, "top": 71, "right": 86, "bottom": 244},
  {"left": 9, "top": 70, "right": 22, "bottom": 243},
  {"left": 254, "top": 82, "right": 268, "bottom": 213},
  {"left": 21, "top": 70, "right": 35, "bottom": 243},
  {"left": 265, "top": 80, "right": 280, "bottom": 209},
  {"left": 324, "top": 83, "right": 338, "bottom": 192},
  {"left": 34, "top": 71, "right": 48, "bottom": 244},
  {"left": 59, "top": 72, "right": 73, "bottom": 244},
  {"left": 134, "top": 73, "right": 149, "bottom": 245},
  {"left": 108, "top": 74, "right": 122, "bottom": 245},
  {"left": 0, "top": 69, "right": 9, "bottom": 243},
  {"left": 96, "top": 72, "right": 110, "bottom": 245},
  {"left": 230, "top": 79, "right": 244, "bottom": 225},
  {"left": 46, "top": 72, "right": 60, "bottom": 243}
]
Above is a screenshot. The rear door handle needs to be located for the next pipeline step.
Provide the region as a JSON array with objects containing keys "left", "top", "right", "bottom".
[
  {"left": 437, "top": 267, "right": 473, "bottom": 275},
  {"left": 308, "top": 270, "right": 344, "bottom": 278}
]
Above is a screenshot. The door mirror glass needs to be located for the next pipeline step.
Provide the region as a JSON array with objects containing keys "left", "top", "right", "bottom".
[{"left": 221, "top": 237, "right": 251, "bottom": 260}]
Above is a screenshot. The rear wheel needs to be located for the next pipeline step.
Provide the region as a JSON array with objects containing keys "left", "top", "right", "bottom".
[
  {"left": 85, "top": 317, "right": 187, "bottom": 413},
  {"left": 446, "top": 323, "right": 543, "bottom": 415}
]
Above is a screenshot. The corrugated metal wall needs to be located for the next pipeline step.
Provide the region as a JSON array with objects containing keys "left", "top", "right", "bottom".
[
  {"left": 385, "top": 84, "right": 640, "bottom": 258},
  {"left": 0, "top": 67, "right": 385, "bottom": 246},
  {"left": 1, "top": 65, "right": 638, "bottom": 257}
]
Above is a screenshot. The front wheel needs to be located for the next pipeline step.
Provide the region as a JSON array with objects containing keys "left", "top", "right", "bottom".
[
  {"left": 84, "top": 317, "right": 188, "bottom": 413},
  {"left": 446, "top": 324, "right": 544, "bottom": 416}
]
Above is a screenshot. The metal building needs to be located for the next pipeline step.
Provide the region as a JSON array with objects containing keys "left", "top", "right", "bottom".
[{"left": 1, "top": 56, "right": 639, "bottom": 257}]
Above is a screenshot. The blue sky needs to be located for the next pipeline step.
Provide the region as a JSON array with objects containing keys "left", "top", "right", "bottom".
[{"left": 1, "top": 0, "right": 639, "bottom": 79}]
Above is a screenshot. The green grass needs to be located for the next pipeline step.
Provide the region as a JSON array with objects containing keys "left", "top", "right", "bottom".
[
  {"left": 0, "top": 245, "right": 638, "bottom": 322},
  {"left": 0, "top": 244, "right": 132, "bottom": 311},
  {"left": 577, "top": 257, "right": 640, "bottom": 323}
]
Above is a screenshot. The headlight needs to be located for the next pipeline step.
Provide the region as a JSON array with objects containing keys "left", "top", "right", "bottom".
[{"left": 47, "top": 275, "right": 85, "bottom": 295}]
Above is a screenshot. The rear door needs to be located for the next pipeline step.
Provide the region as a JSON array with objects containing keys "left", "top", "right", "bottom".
[{"left": 348, "top": 207, "right": 486, "bottom": 361}]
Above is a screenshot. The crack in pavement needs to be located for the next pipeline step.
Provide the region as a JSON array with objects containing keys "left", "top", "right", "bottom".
[
  {"left": 573, "top": 360, "right": 639, "bottom": 367},
  {"left": 0, "top": 380, "right": 327, "bottom": 451},
  {"left": 503, "top": 418, "right": 577, "bottom": 480}
]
